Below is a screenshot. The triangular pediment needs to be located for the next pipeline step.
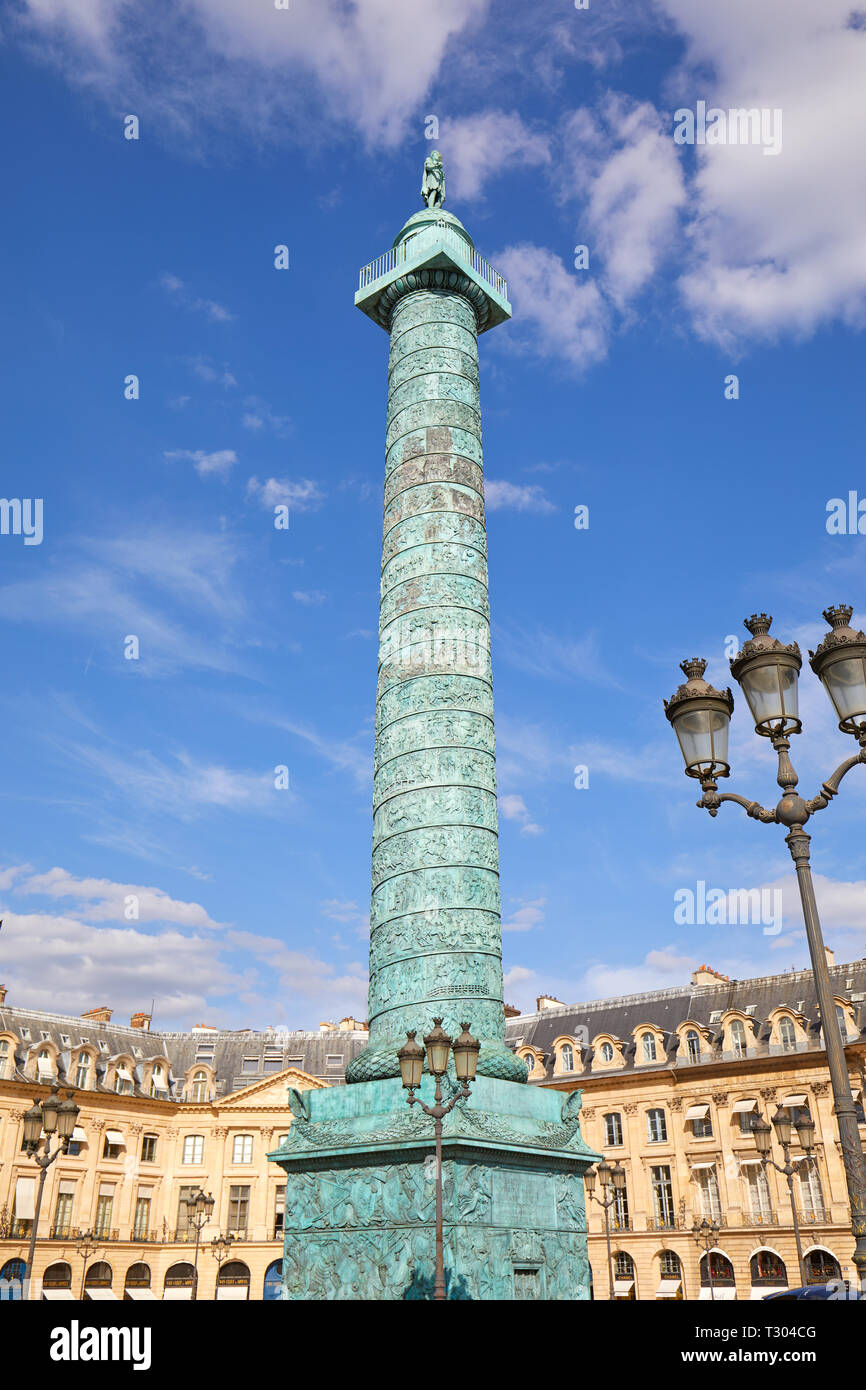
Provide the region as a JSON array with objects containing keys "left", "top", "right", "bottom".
[{"left": 217, "top": 1066, "right": 326, "bottom": 1109}]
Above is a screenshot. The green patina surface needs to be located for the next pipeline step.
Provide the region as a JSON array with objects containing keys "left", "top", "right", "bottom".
[{"left": 270, "top": 178, "right": 600, "bottom": 1299}]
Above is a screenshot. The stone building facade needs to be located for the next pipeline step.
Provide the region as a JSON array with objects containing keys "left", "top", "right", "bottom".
[
  {"left": 506, "top": 954, "right": 866, "bottom": 1299},
  {"left": 0, "top": 993, "right": 365, "bottom": 1299}
]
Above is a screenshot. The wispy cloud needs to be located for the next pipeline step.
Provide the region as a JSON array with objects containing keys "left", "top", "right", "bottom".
[
  {"left": 247, "top": 476, "right": 324, "bottom": 511},
  {"left": 165, "top": 448, "right": 237, "bottom": 479},
  {"left": 485, "top": 479, "right": 556, "bottom": 514},
  {"left": 160, "top": 272, "right": 234, "bottom": 323},
  {"left": 495, "top": 623, "right": 622, "bottom": 687}
]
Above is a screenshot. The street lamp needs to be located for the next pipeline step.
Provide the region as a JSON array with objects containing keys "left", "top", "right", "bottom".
[
  {"left": 182, "top": 1188, "right": 214, "bottom": 1301},
  {"left": 397, "top": 1018, "right": 480, "bottom": 1301},
  {"left": 22, "top": 1083, "right": 80, "bottom": 1293},
  {"left": 210, "top": 1232, "right": 236, "bottom": 1298},
  {"left": 75, "top": 1230, "right": 101, "bottom": 1300},
  {"left": 692, "top": 1217, "right": 721, "bottom": 1301},
  {"left": 665, "top": 607, "right": 866, "bottom": 1283},
  {"left": 584, "top": 1161, "right": 626, "bottom": 1299},
  {"left": 753, "top": 1108, "right": 815, "bottom": 1286}
]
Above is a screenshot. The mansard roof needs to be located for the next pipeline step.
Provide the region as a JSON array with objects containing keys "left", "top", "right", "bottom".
[{"left": 505, "top": 957, "right": 866, "bottom": 1082}]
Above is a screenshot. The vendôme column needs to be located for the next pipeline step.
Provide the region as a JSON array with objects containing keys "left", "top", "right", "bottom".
[{"left": 348, "top": 159, "right": 523, "bottom": 1084}]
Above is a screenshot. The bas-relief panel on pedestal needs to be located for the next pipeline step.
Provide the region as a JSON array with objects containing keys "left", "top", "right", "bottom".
[{"left": 279, "top": 1158, "right": 590, "bottom": 1301}]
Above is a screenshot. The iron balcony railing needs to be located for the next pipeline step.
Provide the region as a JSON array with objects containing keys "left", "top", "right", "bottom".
[{"left": 358, "top": 222, "right": 507, "bottom": 300}]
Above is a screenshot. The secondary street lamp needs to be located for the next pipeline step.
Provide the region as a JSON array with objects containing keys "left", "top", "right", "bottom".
[
  {"left": 21, "top": 1083, "right": 80, "bottom": 1293},
  {"left": 753, "top": 1107, "right": 816, "bottom": 1286},
  {"left": 665, "top": 607, "right": 866, "bottom": 1283},
  {"left": 182, "top": 1188, "right": 214, "bottom": 1302},
  {"left": 75, "top": 1231, "right": 101, "bottom": 1300},
  {"left": 692, "top": 1217, "right": 721, "bottom": 1301},
  {"left": 397, "top": 1018, "right": 480, "bottom": 1301},
  {"left": 583, "top": 1161, "right": 626, "bottom": 1299},
  {"left": 210, "top": 1232, "right": 236, "bottom": 1298}
]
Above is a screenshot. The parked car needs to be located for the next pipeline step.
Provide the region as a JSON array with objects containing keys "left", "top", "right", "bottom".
[{"left": 764, "top": 1282, "right": 862, "bottom": 1300}]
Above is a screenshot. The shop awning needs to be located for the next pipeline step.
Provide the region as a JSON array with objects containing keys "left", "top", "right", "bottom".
[
  {"left": 125, "top": 1289, "right": 157, "bottom": 1300},
  {"left": 613, "top": 1279, "right": 634, "bottom": 1295},
  {"left": 690, "top": 1161, "right": 717, "bottom": 1169},
  {"left": 104, "top": 1129, "right": 125, "bottom": 1145},
  {"left": 656, "top": 1279, "right": 682, "bottom": 1298},
  {"left": 72, "top": 1127, "right": 87, "bottom": 1142},
  {"left": 162, "top": 1288, "right": 192, "bottom": 1301},
  {"left": 85, "top": 1289, "right": 118, "bottom": 1300},
  {"left": 781, "top": 1094, "right": 807, "bottom": 1106},
  {"left": 732, "top": 1099, "right": 758, "bottom": 1113},
  {"left": 699, "top": 1286, "right": 737, "bottom": 1300},
  {"left": 216, "top": 1286, "right": 249, "bottom": 1300},
  {"left": 751, "top": 1286, "right": 787, "bottom": 1300},
  {"left": 685, "top": 1104, "right": 710, "bottom": 1120},
  {"left": 14, "top": 1176, "right": 36, "bottom": 1220},
  {"left": 42, "top": 1290, "right": 74, "bottom": 1300}
]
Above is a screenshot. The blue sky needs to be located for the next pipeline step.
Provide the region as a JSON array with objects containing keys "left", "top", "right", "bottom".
[{"left": 1, "top": 0, "right": 865, "bottom": 1029}]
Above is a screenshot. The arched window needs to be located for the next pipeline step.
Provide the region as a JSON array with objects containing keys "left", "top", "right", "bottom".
[
  {"left": 191, "top": 1070, "right": 208, "bottom": 1103},
  {"left": 0, "top": 1259, "right": 26, "bottom": 1301},
  {"left": 124, "top": 1263, "right": 151, "bottom": 1296},
  {"left": 750, "top": 1250, "right": 786, "bottom": 1288},
  {"left": 42, "top": 1261, "right": 72, "bottom": 1292},
  {"left": 164, "top": 1263, "right": 195, "bottom": 1300},
  {"left": 700, "top": 1251, "right": 734, "bottom": 1286},
  {"left": 730, "top": 1019, "right": 747, "bottom": 1058},
  {"left": 599, "top": 1042, "right": 614, "bottom": 1063},
  {"left": 84, "top": 1262, "right": 113, "bottom": 1294},
  {"left": 641, "top": 1033, "right": 657, "bottom": 1062},
  {"left": 612, "top": 1251, "right": 635, "bottom": 1299},
  {"left": 657, "top": 1250, "right": 682, "bottom": 1298},
  {"left": 779, "top": 1017, "right": 796, "bottom": 1052},
  {"left": 521, "top": 1053, "right": 535, "bottom": 1077},
  {"left": 150, "top": 1064, "right": 166, "bottom": 1097},
  {"left": 37, "top": 1048, "right": 55, "bottom": 1080},
  {"left": 805, "top": 1249, "right": 841, "bottom": 1284},
  {"left": 836, "top": 1005, "right": 848, "bottom": 1041},
  {"left": 75, "top": 1052, "right": 91, "bottom": 1090},
  {"left": 559, "top": 1043, "right": 574, "bottom": 1073},
  {"left": 263, "top": 1261, "right": 283, "bottom": 1301},
  {"left": 686, "top": 1030, "right": 701, "bottom": 1062},
  {"left": 216, "top": 1260, "right": 250, "bottom": 1301},
  {"left": 603, "top": 1112, "right": 623, "bottom": 1147}
]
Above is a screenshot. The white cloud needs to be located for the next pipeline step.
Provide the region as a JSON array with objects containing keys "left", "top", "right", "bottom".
[
  {"left": 292, "top": 590, "right": 327, "bottom": 606},
  {"left": 186, "top": 357, "right": 237, "bottom": 388},
  {"left": 561, "top": 95, "right": 686, "bottom": 308},
  {"left": 8, "top": 864, "right": 223, "bottom": 928},
  {"left": 246, "top": 476, "right": 324, "bottom": 511},
  {"left": 441, "top": 110, "right": 551, "bottom": 200},
  {"left": 484, "top": 479, "right": 556, "bottom": 514},
  {"left": 501, "top": 896, "right": 546, "bottom": 932},
  {"left": 165, "top": 448, "right": 237, "bottom": 479},
  {"left": 498, "top": 793, "right": 543, "bottom": 837},
  {"left": 64, "top": 744, "right": 289, "bottom": 820},
  {"left": 494, "top": 243, "right": 609, "bottom": 371}
]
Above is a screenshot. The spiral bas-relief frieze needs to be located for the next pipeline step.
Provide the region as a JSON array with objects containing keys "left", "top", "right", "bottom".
[{"left": 374, "top": 709, "right": 494, "bottom": 771}]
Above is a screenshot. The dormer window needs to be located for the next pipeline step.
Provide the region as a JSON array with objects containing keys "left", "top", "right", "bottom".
[
  {"left": 559, "top": 1043, "right": 574, "bottom": 1073},
  {"left": 836, "top": 1004, "right": 849, "bottom": 1041},
  {"left": 779, "top": 1016, "right": 796, "bottom": 1051},
  {"left": 686, "top": 1030, "right": 701, "bottom": 1062},
  {"left": 190, "top": 1070, "right": 208, "bottom": 1103},
  {"left": 114, "top": 1065, "right": 133, "bottom": 1095},
  {"left": 641, "top": 1033, "right": 657, "bottom": 1063},
  {"left": 37, "top": 1050, "right": 55, "bottom": 1080},
  {"left": 75, "top": 1053, "right": 91, "bottom": 1090},
  {"left": 0, "top": 1040, "right": 9, "bottom": 1080},
  {"left": 600, "top": 1042, "right": 614, "bottom": 1063},
  {"left": 730, "top": 1019, "right": 747, "bottom": 1059}
]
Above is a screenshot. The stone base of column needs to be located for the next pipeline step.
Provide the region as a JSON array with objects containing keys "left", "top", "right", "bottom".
[{"left": 270, "top": 1076, "right": 600, "bottom": 1300}]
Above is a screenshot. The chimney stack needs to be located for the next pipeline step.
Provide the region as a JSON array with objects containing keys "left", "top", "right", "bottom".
[
  {"left": 536, "top": 995, "right": 564, "bottom": 1012},
  {"left": 825, "top": 946, "right": 835, "bottom": 968},
  {"left": 0, "top": 985, "right": 6, "bottom": 1005},
  {"left": 80, "top": 1006, "right": 112, "bottom": 1024},
  {"left": 130, "top": 1011, "right": 151, "bottom": 1031}
]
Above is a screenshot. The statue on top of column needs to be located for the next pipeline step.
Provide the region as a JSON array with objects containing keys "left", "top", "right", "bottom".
[{"left": 421, "top": 151, "right": 445, "bottom": 209}]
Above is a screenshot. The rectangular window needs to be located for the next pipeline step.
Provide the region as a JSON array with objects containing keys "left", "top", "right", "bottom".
[
  {"left": 692, "top": 1114, "right": 713, "bottom": 1139},
  {"left": 176, "top": 1184, "right": 197, "bottom": 1236},
  {"left": 182, "top": 1134, "right": 204, "bottom": 1165},
  {"left": 651, "top": 1166, "right": 674, "bottom": 1227},
  {"left": 287, "top": 1057, "right": 304, "bottom": 1068},
  {"left": 232, "top": 1134, "right": 253, "bottom": 1165},
  {"left": 797, "top": 1159, "right": 825, "bottom": 1218},
  {"left": 94, "top": 1185, "right": 114, "bottom": 1238},
  {"left": 646, "top": 1109, "right": 668, "bottom": 1143},
  {"left": 326, "top": 1055, "right": 343, "bottom": 1068},
  {"left": 274, "top": 1185, "right": 286, "bottom": 1237},
  {"left": 228, "top": 1185, "right": 250, "bottom": 1235},
  {"left": 133, "top": 1193, "right": 151, "bottom": 1240},
  {"left": 241, "top": 1058, "right": 260, "bottom": 1075},
  {"left": 52, "top": 1181, "right": 75, "bottom": 1236},
  {"left": 604, "top": 1112, "right": 623, "bottom": 1147},
  {"left": 0, "top": 1040, "right": 8, "bottom": 1080},
  {"left": 141, "top": 1134, "right": 158, "bottom": 1164},
  {"left": 695, "top": 1166, "right": 722, "bottom": 1222},
  {"left": 102, "top": 1135, "right": 123, "bottom": 1160},
  {"left": 612, "top": 1185, "right": 629, "bottom": 1231},
  {"left": 262, "top": 1056, "right": 283, "bottom": 1074},
  {"left": 745, "top": 1164, "right": 772, "bottom": 1221},
  {"left": 13, "top": 1175, "right": 36, "bottom": 1234}
]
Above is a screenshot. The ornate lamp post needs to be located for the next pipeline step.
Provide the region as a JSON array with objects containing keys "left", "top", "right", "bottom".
[
  {"left": 210, "top": 1232, "right": 236, "bottom": 1297},
  {"left": 692, "top": 1217, "right": 721, "bottom": 1301},
  {"left": 75, "top": 1230, "right": 101, "bottom": 1300},
  {"left": 397, "top": 1019, "right": 480, "bottom": 1301},
  {"left": 665, "top": 607, "right": 866, "bottom": 1283},
  {"left": 583, "top": 1161, "right": 626, "bottom": 1299},
  {"left": 21, "top": 1084, "right": 80, "bottom": 1293},
  {"left": 182, "top": 1188, "right": 214, "bottom": 1302},
  {"left": 753, "top": 1109, "right": 816, "bottom": 1287}
]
